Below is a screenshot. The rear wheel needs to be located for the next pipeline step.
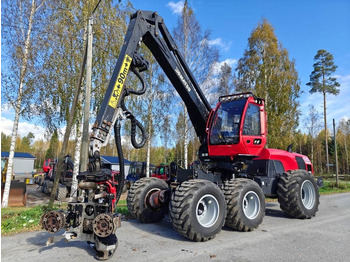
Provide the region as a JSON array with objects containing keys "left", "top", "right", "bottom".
[
  {"left": 169, "top": 179, "right": 226, "bottom": 242},
  {"left": 127, "top": 177, "right": 168, "bottom": 223},
  {"left": 42, "top": 181, "right": 50, "bottom": 194},
  {"left": 223, "top": 178, "right": 265, "bottom": 231},
  {"left": 277, "top": 170, "right": 319, "bottom": 219},
  {"left": 56, "top": 185, "right": 67, "bottom": 201}
]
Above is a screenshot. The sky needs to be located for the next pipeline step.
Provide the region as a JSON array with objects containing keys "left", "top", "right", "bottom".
[{"left": 1, "top": 0, "right": 350, "bottom": 141}]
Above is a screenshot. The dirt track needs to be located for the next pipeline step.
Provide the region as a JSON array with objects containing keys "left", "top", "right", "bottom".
[{"left": 26, "top": 184, "right": 50, "bottom": 206}]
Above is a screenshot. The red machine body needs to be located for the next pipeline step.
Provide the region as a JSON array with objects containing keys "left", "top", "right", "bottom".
[
  {"left": 205, "top": 93, "right": 313, "bottom": 176},
  {"left": 258, "top": 148, "right": 313, "bottom": 174},
  {"left": 96, "top": 171, "right": 119, "bottom": 212}
]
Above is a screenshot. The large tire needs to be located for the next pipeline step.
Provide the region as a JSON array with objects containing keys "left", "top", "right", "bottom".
[
  {"left": 56, "top": 185, "right": 67, "bottom": 201},
  {"left": 223, "top": 178, "right": 265, "bottom": 231},
  {"left": 127, "top": 177, "right": 168, "bottom": 223},
  {"left": 169, "top": 179, "right": 226, "bottom": 242},
  {"left": 277, "top": 170, "right": 320, "bottom": 219},
  {"left": 42, "top": 181, "right": 50, "bottom": 194}
]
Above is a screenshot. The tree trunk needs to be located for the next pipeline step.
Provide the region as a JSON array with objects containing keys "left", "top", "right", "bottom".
[
  {"left": 80, "top": 17, "right": 93, "bottom": 172},
  {"left": 146, "top": 67, "right": 153, "bottom": 177},
  {"left": 311, "top": 136, "right": 314, "bottom": 165},
  {"left": 2, "top": 0, "right": 36, "bottom": 208},
  {"left": 184, "top": 106, "right": 188, "bottom": 168},
  {"left": 344, "top": 133, "right": 349, "bottom": 175},
  {"left": 70, "top": 91, "right": 84, "bottom": 198},
  {"left": 146, "top": 110, "right": 152, "bottom": 177},
  {"left": 48, "top": 25, "right": 88, "bottom": 208},
  {"left": 146, "top": 130, "right": 151, "bottom": 177},
  {"left": 323, "top": 91, "right": 330, "bottom": 174}
]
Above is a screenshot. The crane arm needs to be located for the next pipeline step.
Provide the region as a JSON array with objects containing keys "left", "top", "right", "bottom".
[{"left": 89, "top": 10, "right": 212, "bottom": 171}]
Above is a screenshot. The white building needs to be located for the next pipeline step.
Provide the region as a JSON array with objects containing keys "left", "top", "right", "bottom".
[
  {"left": 100, "top": 155, "right": 131, "bottom": 178},
  {"left": 1, "top": 152, "right": 36, "bottom": 175}
]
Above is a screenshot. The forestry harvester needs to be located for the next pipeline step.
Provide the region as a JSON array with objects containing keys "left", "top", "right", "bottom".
[{"left": 40, "top": 11, "right": 320, "bottom": 260}]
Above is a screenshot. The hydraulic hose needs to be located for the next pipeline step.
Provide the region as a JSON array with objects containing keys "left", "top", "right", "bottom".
[
  {"left": 113, "top": 63, "right": 148, "bottom": 204},
  {"left": 114, "top": 119, "right": 124, "bottom": 204},
  {"left": 128, "top": 67, "right": 147, "bottom": 95},
  {"left": 120, "top": 98, "right": 148, "bottom": 149}
]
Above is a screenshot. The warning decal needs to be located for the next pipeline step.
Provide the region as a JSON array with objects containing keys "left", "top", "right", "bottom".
[{"left": 108, "top": 54, "right": 132, "bottom": 108}]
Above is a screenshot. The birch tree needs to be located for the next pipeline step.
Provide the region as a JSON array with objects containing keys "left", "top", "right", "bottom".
[
  {"left": 338, "top": 119, "right": 350, "bottom": 174},
  {"left": 172, "top": 0, "right": 218, "bottom": 167},
  {"left": 235, "top": 19, "right": 301, "bottom": 149},
  {"left": 218, "top": 63, "right": 234, "bottom": 96},
  {"left": 1, "top": 0, "right": 48, "bottom": 207},
  {"left": 304, "top": 105, "right": 321, "bottom": 164}
]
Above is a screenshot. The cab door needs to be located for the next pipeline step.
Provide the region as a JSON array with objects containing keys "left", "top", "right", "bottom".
[{"left": 241, "top": 102, "right": 266, "bottom": 156}]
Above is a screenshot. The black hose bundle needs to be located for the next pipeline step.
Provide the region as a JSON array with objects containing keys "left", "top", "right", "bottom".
[
  {"left": 114, "top": 120, "right": 124, "bottom": 203},
  {"left": 113, "top": 65, "right": 148, "bottom": 203}
]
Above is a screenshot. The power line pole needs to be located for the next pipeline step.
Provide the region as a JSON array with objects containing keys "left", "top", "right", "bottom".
[
  {"left": 333, "top": 119, "right": 339, "bottom": 187},
  {"left": 80, "top": 17, "right": 93, "bottom": 172}
]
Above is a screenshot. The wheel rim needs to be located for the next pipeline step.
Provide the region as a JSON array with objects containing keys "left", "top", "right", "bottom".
[
  {"left": 242, "top": 191, "right": 260, "bottom": 220},
  {"left": 196, "top": 194, "right": 219, "bottom": 228},
  {"left": 301, "top": 180, "right": 316, "bottom": 210},
  {"left": 144, "top": 187, "right": 161, "bottom": 210}
]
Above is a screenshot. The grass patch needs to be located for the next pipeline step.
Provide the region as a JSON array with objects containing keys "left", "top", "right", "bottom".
[
  {"left": 1, "top": 205, "right": 55, "bottom": 236},
  {"left": 319, "top": 180, "right": 350, "bottom": 195},
  {"left": 1, "top": 200, "right": 130, "bottom": 236},
  {"left": 116, "top": 199, "right": 129, "bottom": 216}
]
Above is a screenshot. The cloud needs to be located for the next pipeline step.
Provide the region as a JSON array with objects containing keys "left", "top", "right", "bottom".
[
  {"left": 207, "top": 38, "right": 232, "bottom": 52},
  {"left": 212, "top": 58, "right": 238, "bottom": 75},
  {"left": 1, "top": 117, "right": 47, "bottom": 141},
  {"left": 167, "top": 1, "right": 184, "bottom": 15}
]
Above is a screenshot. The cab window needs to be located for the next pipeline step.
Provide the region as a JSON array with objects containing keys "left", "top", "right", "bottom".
[
  {"left": 210, "top": 99, "right": 246, "bottom": 145},
  {"left": 243, "top": 104, "right": 261, "bottom": 136}
]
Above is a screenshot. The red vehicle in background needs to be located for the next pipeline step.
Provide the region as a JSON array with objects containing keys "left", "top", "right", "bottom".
[
  {"left": 151, "top": 163, "right": 177, "bottom": 182},
  {"left": 37, "top": 156, "right": 74, "bottom": 200},
  {"left": 43, "top": 159, "right": 54, "bottom": 173}
]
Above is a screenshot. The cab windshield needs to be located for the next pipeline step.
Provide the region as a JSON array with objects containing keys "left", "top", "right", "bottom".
[
  {"left": 210, "top": 99, "right": 246, "bottom": 145},
  {"left": 128, "top": 162, "right": 143, "bottom": 176}
]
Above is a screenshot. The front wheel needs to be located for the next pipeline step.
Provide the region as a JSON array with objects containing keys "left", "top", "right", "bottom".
[
  {"left": 277, "top": 170, "right": 320, "bottom": 219},
  {"left": 169, "top": 179, "right": 226, "bottom": 242},
  {"left": 223, "top": 179, "right": 265, "bottom": 231},
  {"left": 127, "top": 177, "right": 168, "bottom": 223}
]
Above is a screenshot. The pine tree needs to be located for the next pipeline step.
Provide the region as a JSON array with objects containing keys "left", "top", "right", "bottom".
[
  {"left": 307, "top": 49, "right": 340, "bottom": 174},
  {"left": 235, "top": 19, "right": 300, "bottom": 149},
  {"left": 45, "top": 129, "right": 59, "bottom": 159}
]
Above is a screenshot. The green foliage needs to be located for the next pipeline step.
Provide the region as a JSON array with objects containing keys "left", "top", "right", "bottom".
[
  {"left": 20, "top": 132, "right": 35, "bottom": 152},
  {"left": 235, "top": 19, "right": 300, "bottom": 149},
  {"left": 36, "top": 0, "right": 133, "bottom": 131},
  {"left": 45, "top": 129, "right": 59, "bottom": 159},
  {"left": 1, "top": 133, "right": 11, "bottom": 152},
  {"left": 1, "top": 0, "right": 51, "bottom": 120}
]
